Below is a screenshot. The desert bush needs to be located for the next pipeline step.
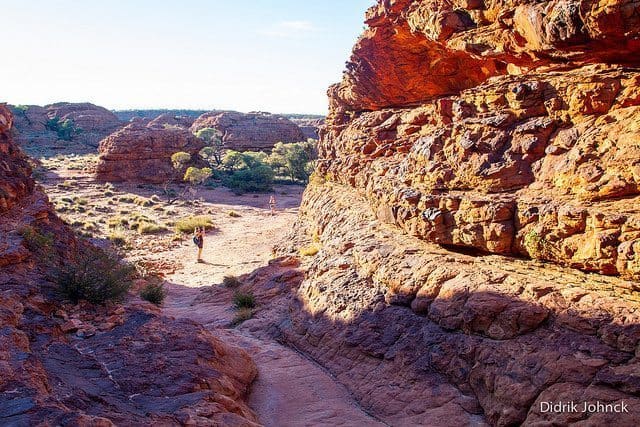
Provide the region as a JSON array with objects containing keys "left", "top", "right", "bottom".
[
  {"left": 108, "top": 228, "right": 127, "bottom": 246},
  {"left": 299, "top": 244, "right": 320, "bottom": 256},
  {"left": 137, "top": 222, "right": 166, "bottom": 235},
  {"left": 223, "top": 275, "right": 242, "bottom": 288},
  {"left": 133, "top": 196, "right": 154, "bottom": 207},
  {"left": 20, "top": 226, "right": 55, "bottom": 254},
  {"left": 233, "top": 290, "right": 256, "bottom": 309},
  {"left": 174, "top": 215, "right": 214, "bottom": 233},
  {"left": 56, "top": 247, "right": 135, "bottom": 304},
  {"left": 46, "top": 117, "right": 78, "bottom": 141},
  {"left": 227, "top": 210, "right": 241, "bottom": 218},
  {"left": 140, "top": 279, "right": 166, "bottom": 305},
  {"left": 230, "top": 307, "right": 253, "bottom": 326}
]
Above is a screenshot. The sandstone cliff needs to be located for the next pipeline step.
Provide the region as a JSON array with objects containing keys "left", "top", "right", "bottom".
[
  {"left": 190, "top": 111, "right": 305, "bottom": 151},
  {"left": 96, "top": 121, "right": 204, "bottom": 184},
  {"left": 277, "top": 1, "right": 640, "bottom": 425},
  {"left": 0, "top": 105, "right": 258, "bottom": 425}
]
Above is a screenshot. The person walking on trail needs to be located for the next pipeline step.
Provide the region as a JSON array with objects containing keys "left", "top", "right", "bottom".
[
  {"left": 193, "top": 227, "right": 205, "bottom": 263},
  {"left": 269, "top": 195, "right": 277, "bottom": 216}
]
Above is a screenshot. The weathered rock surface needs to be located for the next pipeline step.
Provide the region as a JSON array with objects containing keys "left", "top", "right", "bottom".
[
  {"left": 274, "top": 0, "right": 640, "bottom": 425},
  {"left": 276, "top": 183, "right": 640, "bottom": 426},
  {"left": 190, "top": 111, "right": 305, "bottom": 151},
  {"left": 9, "top": 102, "right": 123, "bottom": 152},
  {"left": 289, "top": 117, "right": 325, "bottom": 140},
  {"left": 96, "top": 121, "right": 204, "bottom": 183},
  {"left": 1, "top": 107, "right": 258, "bottom": 425},
  {"left": 46, "top": 102, "right": 122, "bottom": 134},
  {"left": 148, "top": 113, "right": 196, "bottom": 129}
]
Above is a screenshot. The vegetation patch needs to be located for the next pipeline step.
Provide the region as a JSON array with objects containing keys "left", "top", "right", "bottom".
[
  {"left": 56, "top": 247, "right": 135, "bottom": 304},
  {"left": 233, "top": 290, "right": 256, "bottom": 309},
  {"left": 299, "top": 243, "right": 320, "bottom": 257},
  {"left": 174, "top": 215, "right": 214, "bottom": 233},
  {"left": 223, "top": 275, "right": 242, "bottom": 288},
  {"left": 140, "top": 278, "right": 166, "bottom": 305}
]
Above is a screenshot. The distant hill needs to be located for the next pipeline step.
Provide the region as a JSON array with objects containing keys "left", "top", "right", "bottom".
[{"left": 113, "top": 109, "right": 211, "bottom": 121}]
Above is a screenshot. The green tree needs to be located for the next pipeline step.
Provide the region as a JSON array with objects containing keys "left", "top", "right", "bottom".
[
  {"left": 268, "top": 140, "right": 317, "bottom": 182},
  {"left": 195, "top": 127, "right": 224, "bottom": 166}
]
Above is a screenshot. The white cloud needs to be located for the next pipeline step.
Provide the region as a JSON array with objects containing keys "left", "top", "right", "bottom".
[{"left": 260, "top": 20, "right": 319, "bottom": 38}]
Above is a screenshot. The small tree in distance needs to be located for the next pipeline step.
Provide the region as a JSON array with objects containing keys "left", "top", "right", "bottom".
[{"left": 195, "top": 127, "right": 224, "bottom": 166}]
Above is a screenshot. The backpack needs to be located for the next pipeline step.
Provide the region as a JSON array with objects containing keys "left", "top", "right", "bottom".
[{"left": 193, "top": 236, "right": 200, "bottom": 246}]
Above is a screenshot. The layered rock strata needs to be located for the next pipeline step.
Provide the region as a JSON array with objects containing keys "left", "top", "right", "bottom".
[
  {"left": 96, "top": 121, "right": 204, "bottom": 183},
  {"left": 277, "top": 0, "right": 640, "bottom": 425}
]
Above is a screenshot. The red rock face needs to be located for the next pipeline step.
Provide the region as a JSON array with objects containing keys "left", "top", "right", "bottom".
[
  {"left": 290, "top": 118, "right": 325, "bottom": 140},
  {"left": 96, "top": 121, "right": 204, "bottom": 183},
  {"left": 45, "top": 102, "right": 122, "bottom": 133},
  {"left": 0, "top": 104, "right": 34, "bottom": 212},
  {"left": 190, "top": 111, "right": 305, "bottom": 151},
  {"left": 1, "top": 105, "right": 258, "bottom": 425},
  {"left": 282, "top": 1, "right": 640, "bottom": 425},
  {"left": 148, "top": 112, "right": 196, "bottom": 129},
  {"left": 10, "top": 102, "right": 124, "bottom": 150},
  {"left": 318, "top": 0, "right": 640, "bottom": 279}
]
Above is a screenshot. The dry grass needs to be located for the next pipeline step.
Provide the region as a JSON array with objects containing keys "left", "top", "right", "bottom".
[
  {"left": 175, "top": 215, "right": 214, "bottom": 233},
  {"left": 299, "top": 244, "right": 320, "bottom": 256}
]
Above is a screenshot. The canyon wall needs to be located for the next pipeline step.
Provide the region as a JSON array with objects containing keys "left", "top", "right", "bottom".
[
  {"left": 1, "top": 105, "right": 258, "bottom": 425},
  {"left": 277, "top": 1, "right": 640, "bottom": 425}
]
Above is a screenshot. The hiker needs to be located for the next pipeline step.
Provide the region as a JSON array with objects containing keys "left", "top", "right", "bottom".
[
  {"left": 193, "top": 227, "right": 205, "bottom": 262},
  {"left": 269, "top": 195, "right": 276, "bottom": 216}
]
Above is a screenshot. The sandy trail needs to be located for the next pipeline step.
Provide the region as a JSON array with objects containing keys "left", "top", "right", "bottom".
[{"left": 157, "top": 188, "right": 384, "bottom": 427}]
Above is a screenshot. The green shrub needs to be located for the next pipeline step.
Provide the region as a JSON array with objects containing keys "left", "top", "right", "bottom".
[
  {"left": 174, "top": 215, "right": 214, "bottom": 233},
  {"left": 46, "top": 117, "right": 78, "bottom": 141},
  {"left": 56, "top": 248, "right": 135, "bottom": 304},
  {"left": 133, "top": 196, "right": 154, "bottom": 207},
  {"left": 19, "top": 226, "right": 55, "bottom": 254},
  {"left": 223, "top": 275, "right": 242, "bottom": 288},
  {"left": 233, "top": 290, "right": 256, "bottom": 309},
  {"left": 224, "top": 165, "right": 274, "bottom": 193},
  {"left": 140, "top": 280, "right": 166, "bottom": 305}
]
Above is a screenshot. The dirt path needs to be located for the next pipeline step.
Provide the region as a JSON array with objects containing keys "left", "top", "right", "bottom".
[{"left": 157, "top": 190, "right": 384, "bottom": 426}]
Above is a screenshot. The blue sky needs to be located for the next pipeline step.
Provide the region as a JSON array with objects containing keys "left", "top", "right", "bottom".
[{"left": 1, "top": 0, "right": 373, "bottom": 114}]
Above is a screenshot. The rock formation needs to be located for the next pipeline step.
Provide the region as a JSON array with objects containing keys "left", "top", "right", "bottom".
[
  {"left": 148, "top": 112, "right": 196, "bottom": 129},
  {"left": 0, "top": 104, "right": 258, "bottom": 425},
  {"left": 96, "top": 121, "right": 204, "bottom": 184},
  {"left": 190, "top": 111, "right": 305, "bottom": 151},
  {"left": 275, "top": 1, "right": 640, "bottom": 425},
  {"left": 10, "top": 102, "right": 123, "bottom": 152},
  {"left": 289, "top": 117, "right": 325, "bottom": 140}
]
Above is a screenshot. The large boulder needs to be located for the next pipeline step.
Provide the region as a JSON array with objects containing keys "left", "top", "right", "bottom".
[
  {"left": 46, "top": 102, "right": 122, "bottom": 133},
  {"left": 9, "top": 102, "right": 124, "bottom": 151},
  {"left": 96, "top": 121, "right": 204, "bottom": 183},
  {"left": 190, "top": 111, "right": 305, "bottom": 151}
]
